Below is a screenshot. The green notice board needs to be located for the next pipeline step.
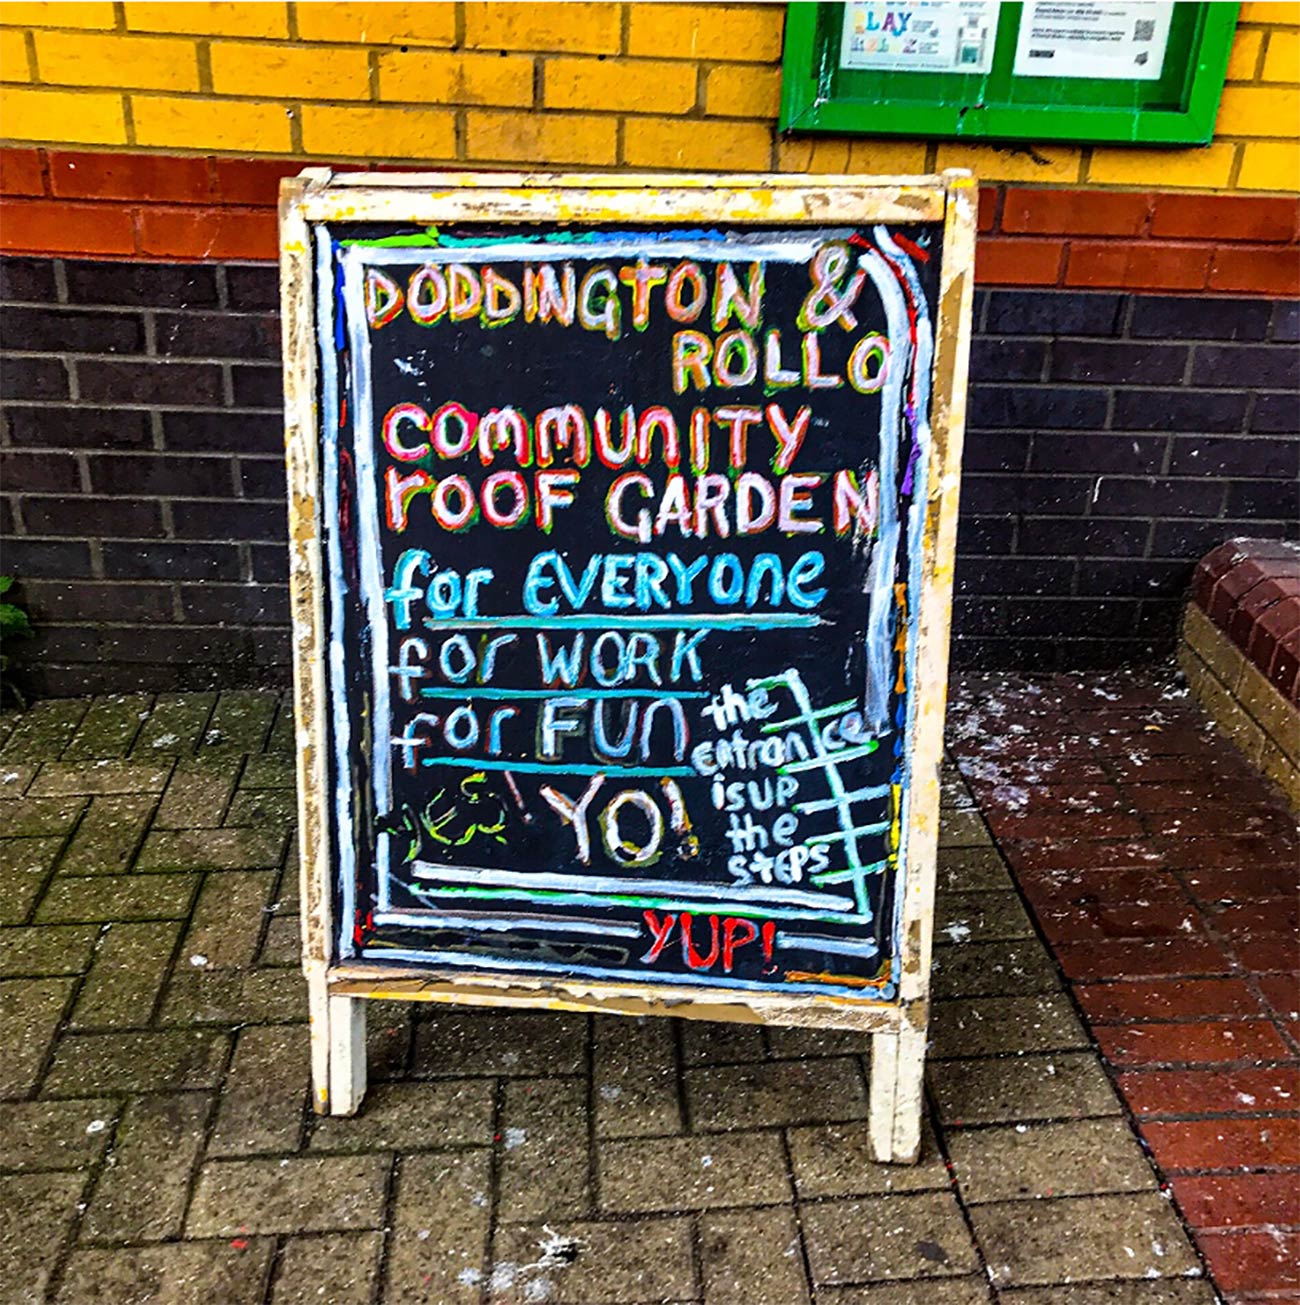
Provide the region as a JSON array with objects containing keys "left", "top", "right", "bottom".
[{"left": 781, "top": 2, "right": 1238, "bottom": 145}]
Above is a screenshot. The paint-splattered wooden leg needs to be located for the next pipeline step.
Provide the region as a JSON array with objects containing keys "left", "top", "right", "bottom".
[
  {"left": 868, "top": 1026, "right": 925, "bottom": 1164},
  {"left": 307, "top": 963, "right": 332, "bottom": 1116},
  {"left": 328, "top": 993, "right": 367, "bottom": 1117}
]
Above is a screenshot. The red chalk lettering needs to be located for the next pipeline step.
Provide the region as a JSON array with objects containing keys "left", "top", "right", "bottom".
[
  {"left": 722, "top": 917, "right": 759, "bottom": 972},
  {"left": 641, "top": 910, "right": 677, "bottom": 963},
  {"left": 680, "top": 913, "right": 721, "bottom": 970}
]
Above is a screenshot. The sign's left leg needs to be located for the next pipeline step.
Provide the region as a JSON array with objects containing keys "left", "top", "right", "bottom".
[
  {"left": 307, "top": 963, "right": 368, "bottom": 1116},
  {"left": 868, "top": 1025, "right": 925, "bottom": 1163}
]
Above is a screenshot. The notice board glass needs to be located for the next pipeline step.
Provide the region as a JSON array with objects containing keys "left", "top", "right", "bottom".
[
  {"left": 781, "top": 1, "right": 1238, "bottom": 144},
  {"left": 281, "top": 172, "right": 975, "bottom": 1160}
]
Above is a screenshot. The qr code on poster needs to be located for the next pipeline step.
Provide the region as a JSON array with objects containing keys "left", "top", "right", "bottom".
[{"left": 1134, "top": 19, "right": 1156, "bottom": 41}]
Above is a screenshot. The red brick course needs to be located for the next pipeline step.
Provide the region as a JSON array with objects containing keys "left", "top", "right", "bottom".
[
  {"left": 950, "top": 668, "right": 1300, "bottom": 1295},
  {"left": 2, "top": 145, "right": 1299, "bottom": 293}
]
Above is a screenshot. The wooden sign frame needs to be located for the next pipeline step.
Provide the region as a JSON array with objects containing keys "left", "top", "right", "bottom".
[{"left": 280, "top": 170, "right": 974, "bottom": 1163}]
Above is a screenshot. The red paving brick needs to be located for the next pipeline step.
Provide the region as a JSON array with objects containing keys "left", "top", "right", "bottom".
[
  {"left": 1094, "top": 1019, "right": 1294, "bottom": 1067},
  {"left": 1037, "top": 901, "right": 1204, "bottom": 944},
  {"left": 1054, "top": 936, "right": 1234, "bottom": 981},
  {"left": 1076, "top": 977, "right": 1265, "bottom": 1023},
  {"left": 1118, "top": 1066, "right": 1300, "bottom": 1117},
  {"left": 1142, "top": 1116, "right": 1300, "bottom": 1171},
  {"left": 1211, "top": 898, "right": 1300, "bottom": 940},
  {"left": 1171, "top": 1172, "right": 1300, "bottom": 1230},
  {"left": 1231, "top": 935, "right": 1300, "bottom": 974},
  {"left": 1182, "top": 865, "right": 1300, "bottom": 903},
  {"left": 951, "top": 668, "right": 1300, "bottom": 1297},
  {"left": 1014, "top": 866, "right": 1187, "bottom": 907},
  {"left": 1198, "top": 1230, "right": 1300, "bottom": 1293},
  {"left": 1258, "top": 975, "right": 1300, "bottom": 1021}
]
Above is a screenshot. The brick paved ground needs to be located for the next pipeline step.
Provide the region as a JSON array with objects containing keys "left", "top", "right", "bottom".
[
  {"left": 949, "top": 668, "right": 1299, "bottom": 1305},
  {"left": 0, "top": 682, "right": 1281, "bottom": 1304}
]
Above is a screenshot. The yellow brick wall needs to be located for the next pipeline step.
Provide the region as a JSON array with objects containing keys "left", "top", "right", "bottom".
[{"left": 0, "top": 1, "right": 1296, "bottom": 191}]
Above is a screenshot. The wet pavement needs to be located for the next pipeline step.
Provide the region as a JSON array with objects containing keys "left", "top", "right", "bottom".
[{"left": 1, "top": 672, "right": 1294, "bottom": 1303}]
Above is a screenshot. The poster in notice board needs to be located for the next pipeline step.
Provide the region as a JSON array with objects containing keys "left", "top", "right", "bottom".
[{"left": 282, "top": 174, "right": 974, "bottom": 1153}]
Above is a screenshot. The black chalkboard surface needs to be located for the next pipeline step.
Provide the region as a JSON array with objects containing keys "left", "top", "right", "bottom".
[{"left": 283, "top": 174, "right": 974, "bottom": 1150}]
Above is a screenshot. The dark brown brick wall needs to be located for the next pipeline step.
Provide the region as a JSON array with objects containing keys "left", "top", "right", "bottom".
[{"left": 1, "top": 256, "right": 1297, "bottom": 694}]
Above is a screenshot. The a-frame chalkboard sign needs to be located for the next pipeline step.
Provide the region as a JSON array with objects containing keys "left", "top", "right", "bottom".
[{"left": 280, "top": 171, "right": 974, "bottom": 1163}]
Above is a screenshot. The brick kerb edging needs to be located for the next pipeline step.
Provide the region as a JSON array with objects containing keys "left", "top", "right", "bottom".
[{"left": 1180, "top": 537, "right": 1300, "bottom": 809}]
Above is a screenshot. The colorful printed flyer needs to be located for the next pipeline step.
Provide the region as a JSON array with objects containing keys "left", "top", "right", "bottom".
[{"left": 839, "top": 1, "right": 1001, "bottom": 74}]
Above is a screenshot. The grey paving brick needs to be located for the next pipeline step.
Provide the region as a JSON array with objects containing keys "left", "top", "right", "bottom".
[
  {"left": 57, "top": 794, "right": 156, "bottom": 875},
  {"left": 411, "top": 1008, "right": 587, "bottom": 1078},
  {"left": 62, "top": 695, "right": 152, "bottom": 760},
  {"left": 311, "top": 1079, "right": 493, "bottom": 1153},
  {"left": 1, "top": 1171, "right": 87, "bottom": 1304},
  {"left": 55, "top": 1240, "right": 275, "bottom": 1305},
  {"left": 592, "top": 1014, "right": 682, "bottom": 1138},
  {"left": 201, "top": 690, "right": 278, "bottom": 753},
  {"left": 276, "top": 834, "right": 301, "bottom": 902},
  {"left": 136, "top": 826, "right": 287, "bottom": 872},
  {"left": 680, "top": 1016, "right": 766, "bottom": 1065},
  {"left": 802, "top": 1191, "right": 979, "bottom": 1285},
  {"left": 0, "top": 698, "right": 87, "bottom": 761},
  {"left": 489, "top": 1215, "right": 696, "bottom": 1304},
  {"left": 188, "top": 1154, "right": 391, "bottom": 1236},
  {"left": 938, "top": 809, "right": 992, "bottom": 847},
  {"left": 941, "top": 767, "right": 976, "bottom": 809},
  {"left": 999, "top": 1282, "right": 1217, "bottom": 1305},
  {"left": 0, "top": 1097, "right": 117, "bottom": 1170},
  {"left": 208, "top": 1024, "right": 307, "bottom": 1157},
  {"left": 699, "top": 1205, "right": 810, "bottom": 1305},
  {"left": 497, "top": 1077, "right": 591, "bottom": 1221},
  {"left": 599, "top": 1130, "right": 790, "bottom": 1213},
  {"left": 130, "top": 691, "right": 217, "bottom": 757},
  {"left": 272, "top": 1232, "right": 383, "bottom": 1305},
  {"left": 928, "top": 1051, "right": 1123, "bottom": 1126},
  {"left": 817, "top": 1279, "right": 992, "bottom": 1303},
  {"left": 266, "top": 695, "right": 295, "bottom": 752},
  {"left": 71, "top": 920, "right": 181, "bottom": 1028},
  {"left": 225, "top": 786, "right": 296, "bottom": 829},
  {"left": 3, "top": 795, "right": 85, "bottom": 836},
  {"left": 0, "top": 762, "right": 37, "bottom": 797},
  {"left": 935, "top": 891, "right": 1037, "bottom": 945},
  {"left": 241, "top": 752, "right": 296, "bottom": 789},
  {"left": 29, "top": 759, "right": 170, "bottom": 797},
  {"left": 686, "top": 1056, "right": 867, "bottom": 1131},
  {"left": 787, "top": 1121, "right": 949, "bottom": 1198},
  {"left": 948, "top": 1117, "right": 1157, "bottom": 1202},
  {"left": 35, "top": 872, "right": 198, "bottom": 923},
  {"left": 181, "top": 870, "right": 276, "bottom": 968},
  {"left": 366, "top": 1002, "right": 415, "bottom": 1080},
  {"left": 272, "top": 846, "right": 300, "bottom": 912},
  {"left": 1, "top": 976, "right": 73, "bottom": 1097},
  {"left": 969, "top": 1192, "right": 1200, "bottom": 1288},
  {"left": 385, "top": 1149, "right": 491, "bottom": 1304},
  {"left": 159, "top": 966, "right": 307, "bottom": 1026},
  {"left": 0, "top": 836, "right": 61, "bottom": 923},
  {"left": 82, "top": 1093, "right": 211, "bottom": 1242},
  {"left": 930, "top": 939, "right": 1063, "bottom": 999},
  {"left": 258, "top": 912, "right": 301, "bottom": 967},
  {"left": 930, "top": 994, "right": 1089, "bottom": 1059},
  {"left": 0, "top": 923, "right": 100, "bottom": 976},
  {"left": 44, "top": 1028, "right": 230, "bottom": 1095},
  {"left": 765, "top": 1025, "right": 875, "bottom": 1059},
  {"left": 938, "top": 846, "right": 1017, "bottom": 893},
  {"left": 153, "top": 757, "right": 241, "bottom": 829}
]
